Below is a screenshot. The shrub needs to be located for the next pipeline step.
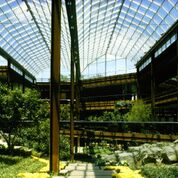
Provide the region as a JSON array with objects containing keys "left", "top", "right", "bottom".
[
  {"left": 22, "top": 118, "right": 70, "bottom": 159},
  {"left": 87, "top": 110, "right": 123, "bottom": 121},
  {"left": 124, "top": 100, "right": 152, "bottom": 122},
  {"left": 141, "top": 164, "right": 178, "bottom": 178}
]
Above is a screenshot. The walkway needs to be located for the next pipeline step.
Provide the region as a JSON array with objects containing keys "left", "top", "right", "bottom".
[{"left": 56, "top": 162, "right": 113, "bottom": 178}]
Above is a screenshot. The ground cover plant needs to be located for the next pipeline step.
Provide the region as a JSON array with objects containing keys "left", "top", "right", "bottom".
[
  {"left": 0, "top": 154, "right": 46, "bottom": 178},
  {"left": 141, "top": 164, "right": 178, "bottom": 178}
]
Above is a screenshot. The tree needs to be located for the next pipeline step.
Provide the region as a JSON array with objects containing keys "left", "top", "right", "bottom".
[
  {"left": 0, "top": 84, "right": 24, "bottom": 151},
  {"left": 0, "top": 84, "right": 43, "bottom": 151}
]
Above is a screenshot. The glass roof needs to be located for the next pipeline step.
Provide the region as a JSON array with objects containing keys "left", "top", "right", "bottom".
[{"left": 0, "top": 0, "right": 177, "bottom": 78}]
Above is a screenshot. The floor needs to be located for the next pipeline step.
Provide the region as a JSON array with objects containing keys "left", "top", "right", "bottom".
[{"left": 55, "top": 162, "right": 113, "bottom": 178}]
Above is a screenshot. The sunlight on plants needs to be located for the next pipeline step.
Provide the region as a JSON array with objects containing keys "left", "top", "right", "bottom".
[
  {"left": 18, "top": 173, "right": 50, "bottom": 178},
  {"left": 18, "top": 156, "right": 67, "bottom": 178},
  {"left": 104, "top": 166, "right": 144, "bottom": 178}
]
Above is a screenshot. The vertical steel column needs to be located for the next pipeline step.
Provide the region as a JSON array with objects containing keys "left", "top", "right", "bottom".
[
  {"left": 76, "top": 85, "right": 80, "bottom": 120},
  {"left": 151, "top": 55, "right": 156, "bottom": 119},
  {"left": 75, "top": 64, "right": 80, "bottom": 123},
  {"left": 70, "top": 40, "right": 75, "bottom": 161},
  {"left": 50, "top": 0, "right": 61, "bottom": 174},
  {"left": 77, "top": 136, "right": 80, "bottom": 153},
  {"left": 7, "top": 60, "right": 11, "bottom": 86},
  {"left": 105, "top": 54, "right": 107, "bottom": 77},
  {"left": 136, "top": 68, "right": 141, "bottom": 99},
  {"left": 177, "top": 32, "right": 178, "bottom": 121},
  {"left": 65, "top": 0, "right": 80, "bottom": 161},
  {"left": 22, "top": 72, "right": 25, "bottom": 93},
  {"left": 7, "top": 60, "right": 13, "bottom": 89},
  {"left": 115, "top": 55, "right": 117, "bottom": 75}
]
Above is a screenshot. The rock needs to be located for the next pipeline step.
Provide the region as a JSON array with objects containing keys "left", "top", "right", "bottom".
[
  {"left": 114, "top": 150, "right": 123, "bottom": 161},
  {"left": 118, "top": 152, "right": 136, "bottom": 169},
  {"left": 162, "top": 146, "right": 178, "bottom": 163},
  {"left": 101, "top": 154, "right": 117, "bottom": 165},
  {"left": 128, "top": 146, "right": 140, "bottom": 152},
  {"left": 175, "top": 145, "right": 178, "bottom": 155},
  {"left": 115, "top": 150, "right": 122, "bottom": 155},
  {"left": 174, "top": 140, "right": 178, "bottom": 144},
  {"left": 150, "top": 146, "right": 162, "bottom": 155}
]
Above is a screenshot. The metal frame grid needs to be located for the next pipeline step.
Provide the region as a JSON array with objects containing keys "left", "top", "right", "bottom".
[
  {"left": 76, "top": 0, "right": 178, "bottom": 78},
  {"left": 0, "top": 0, "right": 177, "bottom": 78}
]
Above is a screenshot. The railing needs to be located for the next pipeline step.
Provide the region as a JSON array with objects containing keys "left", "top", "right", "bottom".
[{"left": 60, "top": 121, "right": 178, "bottom": 135}]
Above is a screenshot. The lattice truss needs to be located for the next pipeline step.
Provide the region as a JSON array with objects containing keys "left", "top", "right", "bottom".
[{"left": 0, "top": 0, "right": 177, "bottom": 77}]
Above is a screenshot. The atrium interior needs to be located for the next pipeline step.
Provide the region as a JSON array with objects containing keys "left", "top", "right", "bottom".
[{"left": 0, "top": 0, "right": 178, "bottom": 175}]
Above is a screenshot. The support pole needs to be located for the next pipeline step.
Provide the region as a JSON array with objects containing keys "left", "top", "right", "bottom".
[
  {"left": 77, "top": 136, "right": 80, "bottom": 153},
  {"left": 65, "top": 0, "right": 80, "bottom": 161},
  {"left": 177, "top": 32, "right": 178, "bottom": 121},
  {"left": 76, "top": 78, "right": 80, "bottom": 120},
  {"left": 70, "top": 40, "right": 75, "bottom": 162},
  {"left": 151, "top": 55, "right": 156, "bottom": 120},
  {"left": 105, "top": 54, "right": 107, "bottom": 77},
  {"left": 50, "top": 0, "right": 61, "bottom": 174},
  {"left": 7, "top": 60, "right": 11, "bottom": 87},
  {"left": 22, "top": 72, "right": 25, "bottom": 93},
  {"left": 136, "top": 68, "right": 141, "bottom": 99}
]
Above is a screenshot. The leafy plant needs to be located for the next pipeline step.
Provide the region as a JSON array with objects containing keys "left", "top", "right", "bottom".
[
  {"left": 141, "top": 164, "right": 178, "bottom": 178},
  {"left": 124, "top": 100, "right": 152, "bottom": 122},
  {"left": 0, "top": 84, "right": 44, "bottom": 152},
  {"left": 22, "top": 117, "right": 70, "bottom": 159},
  {"left": 0, "top": 154, "right": 46, "bottom": 178},
  {"left": 60, "top": 104, "right": 70, "bottom": 120},
  {"left": 87, "top": 110, "right": 123, "bottom": 121}
]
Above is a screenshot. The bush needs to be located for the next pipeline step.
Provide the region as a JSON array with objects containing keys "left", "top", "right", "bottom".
[
  {"left": 87, "top": 110, "right": 123, "bottom": 121},
  {"left": 124, "top": 100, "right": 152, "bottom": 122},
  {"left": 22, "top": 118, "right": 70, "bottom": 159},
  {"left": 141, "top": 164, "right": 178, "bottom": 178}
]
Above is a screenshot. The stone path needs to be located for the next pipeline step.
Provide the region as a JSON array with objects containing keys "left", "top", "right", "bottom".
[{"left": 55, "top": 162, "right": 113, "bottom": 178}]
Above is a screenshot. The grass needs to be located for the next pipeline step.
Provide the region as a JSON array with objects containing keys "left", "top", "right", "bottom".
[{"left": 0, "top": 154, "right": 46, "bottom": 178}]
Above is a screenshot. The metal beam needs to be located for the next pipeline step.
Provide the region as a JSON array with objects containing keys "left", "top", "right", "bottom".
[
  {"left": 50, "top": 0, "right": 61, "bottom": 174},
  {"left": 60, "top": 129, "right": 178, "bottom": 142},
  {"left": 65, "top": 0, "right": 81, "bottom": 161},
  {"left": 23, "top": 0, "right": 50, "bottom": 52},
  {"left": 177, "top": 30, "right": 178, "bottom": 121},
  {"left": 70, "top": 38, "right": 75, "bottom": 161},
  {"left": 136, "top": 20, "right": 178, "bottom": 68},
  {"left": 151, "top": 55, "right": 156, "bottom": 119},
  {"left": 65, "top": 0, "right": 81, "bottom": 79},
  {"left": 0, "top": 47, "right": 35, "bottom": 81}
]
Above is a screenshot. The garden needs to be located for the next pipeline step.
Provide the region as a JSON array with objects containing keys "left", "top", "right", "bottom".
[{"left": 0, "top": 83, "right": 178, "bottom": 178}]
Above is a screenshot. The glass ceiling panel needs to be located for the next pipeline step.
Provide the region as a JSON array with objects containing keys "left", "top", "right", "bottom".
[
  {"left": 0, "top": 0, "right": 177, "bottom": 78},
  {"left": 0, "top": 0, "right": 71, "bottom": 76}
]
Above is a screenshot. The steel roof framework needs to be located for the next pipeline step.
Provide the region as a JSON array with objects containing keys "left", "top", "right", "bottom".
[{"left": 0, "top": 0, "right": 177, "bottom": 79}]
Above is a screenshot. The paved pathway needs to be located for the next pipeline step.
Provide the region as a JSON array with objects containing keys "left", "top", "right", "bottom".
[{"left": 55, "top": 162, "right": 113, "bottom": 178}]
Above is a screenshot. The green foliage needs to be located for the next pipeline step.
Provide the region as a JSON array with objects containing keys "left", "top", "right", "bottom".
[
  {"left": 22, "top": 119, "right": 50, "bottom": 155},
  {"left": 22, "top": 117, "right": 70, "bottom": 159},
  {"left": 87, "top": 110, "right": 123, "bottom": 121},
  {"left": 124, "top": 100, "right": 152, "bottom": 122},
  {"left": 0, "top": 84, "right": 43, "bottom": 151},
  {"left": 0, "top": 83, "right": 70, "bottom": 159},
  {"left": 0, "top": 155, "right": 46, "bottom": 178},
  {"left": 141, "top": 164, "right": 178, "bottom": 178},
  {"left": 60, "top": 104, "right": 70, "bottom": 120},
  {"left": 60, "top": 136, "right": 70, "bottom": 160}
]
